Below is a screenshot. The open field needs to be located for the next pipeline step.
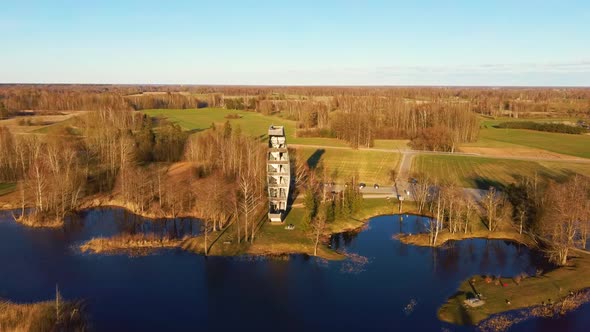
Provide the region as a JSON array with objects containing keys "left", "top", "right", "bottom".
[
  {"left": 294, "top": 146, "right": 400, "bottom": 184},
  {"left": 413, "top": 155, "right": 590, "bottom": 189},
  {"left": 479, "top": 117, "right": 582, "bottom": 127},
  {"left": 142, "top": 108, "right": 347, "bottom": 146},
  {"left": 464, "top": 118, "right": 590, "bottom": 159},
  {"left": 0, "top": 111, "right": 84, "bottom": 135}
]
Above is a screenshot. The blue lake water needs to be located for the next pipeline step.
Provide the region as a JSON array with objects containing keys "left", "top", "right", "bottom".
[{"left": 0, "top": 209, "right": 588, "bottom": 331}]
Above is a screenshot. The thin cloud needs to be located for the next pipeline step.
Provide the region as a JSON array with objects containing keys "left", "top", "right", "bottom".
[{"left": 376, "top": 61, "right": 590, "bottom": 76}]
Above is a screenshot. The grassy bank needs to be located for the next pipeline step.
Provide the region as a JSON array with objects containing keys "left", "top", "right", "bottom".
[
  {"left": 395, "top": 207, "right": 590, "bottom": 327},
  {"left": 397, "top": 229, "right": 535, "bottom": 248},
  {"left": 0, "top": 298, "right": 86, "bottom": 331},
  {"left": 438, "top": 250, "right": 590, "bottom": 326},
  {"left": 179, "top": 198, "right": 404, "bottom": 260}
]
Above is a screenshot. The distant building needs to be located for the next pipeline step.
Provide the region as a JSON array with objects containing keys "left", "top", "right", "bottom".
[{"left": 267, "top": 125, "right": 290, "bottom": 222}]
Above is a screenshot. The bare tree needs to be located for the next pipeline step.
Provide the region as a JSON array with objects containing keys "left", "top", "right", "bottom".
[
  {"left": 310, "top": 203, "right": 327, "bottom": 256},
  {"left": 413, "top": 173, "right": 432, "bottom": 214},
  {"left": 482, "top": 187, "right": 506, "bottom": 231},
  {"left": 541, "top": 175, "right": 590, "bottom": 265}
]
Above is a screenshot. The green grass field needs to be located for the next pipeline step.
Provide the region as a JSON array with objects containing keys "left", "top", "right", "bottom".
[
  {"left": 0, "top": 183, "right": 16, "bottom": 197},
  {"left": 413, "top": 155, "right": 590, "bottom": 189},
  {"left": 465, "top": 117, "right": 590, "bottom": 158},
  {"left": 294, "top": 147, "right": 400, "bottom": 184},
  {"left": 474, "top": 128, "right": 590, "bottom": 158},
  {"left": 141, "top": 108, "right": 347, "bottom": 147}
]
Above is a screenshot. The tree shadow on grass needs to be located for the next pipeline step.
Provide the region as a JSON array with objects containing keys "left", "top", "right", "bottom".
[
  {"left": 307, "top": 149, "right": 325, "bottom": 170},
  {"left": 470, "top": 177, "right": 506, "bottom": 191},
  {"left": 445, "top": 291, "right": 475, "bottom": 325}
]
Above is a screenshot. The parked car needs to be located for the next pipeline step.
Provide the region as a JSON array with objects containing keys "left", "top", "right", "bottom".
[
  {"left": 373, "top": 183, "right": 379, "bottom": 189},
  {"left": 359, "top": 183, "right": 366, "bottom": 189}
]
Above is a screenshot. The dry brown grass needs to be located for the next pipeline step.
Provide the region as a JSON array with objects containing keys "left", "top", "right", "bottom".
[
  {"left": 80, "top": 233, "right": 184, "bottom": 254},
  {"left": 477, "top": 290, "right": 590, "bottom": 331},
  {"left": 396, "top": 228, "right": 535, "bottom": 248},
  {"left": 0, "top": 111, "right": 84, "bottom": 134},
  {"left": 13, "top": 214, "right": 64, "bottom": 228},
  {"left": 0, "top": 299, "right": 86, "bottom": 332}
]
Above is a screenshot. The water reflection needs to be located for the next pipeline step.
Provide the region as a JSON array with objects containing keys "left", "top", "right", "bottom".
[{"left": 0, "top": 209, "right": 586, "bottom": 331}]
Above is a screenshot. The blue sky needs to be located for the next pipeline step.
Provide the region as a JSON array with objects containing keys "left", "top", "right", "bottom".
[{"left": 1, "top": 0, "right": 589, "bottom": 86}]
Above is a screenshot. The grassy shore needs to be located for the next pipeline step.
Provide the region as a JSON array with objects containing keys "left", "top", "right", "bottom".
[
  {"left": 438, "top": 250, "right": 590, "bottom": 326},
  {"left": 180, "top": 198, "right": 408, "bottom": 260},
  {"left": 396, "top": 212, "right": 590, "bottom": 327},
  {"left": 397, "top": 229, "right": 535, "bottom": 248},
  {"left": 0, "top": 298, "right": 86, "bottom": 331}
]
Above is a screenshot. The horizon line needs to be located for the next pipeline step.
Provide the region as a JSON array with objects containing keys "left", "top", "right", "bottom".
[{"left": 1, "top": 82, "right": 589, "bottom": 89}]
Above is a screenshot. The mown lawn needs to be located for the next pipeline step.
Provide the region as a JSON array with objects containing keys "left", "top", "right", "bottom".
[
  {"left": 465, "top": 118, "right": 590, "bottom": 158},
  {"left": 294, "top": 146, "right": 400, "bottom": 184},
  {"left": 413, "top": 155, "right": 590, "bottom": 189}
]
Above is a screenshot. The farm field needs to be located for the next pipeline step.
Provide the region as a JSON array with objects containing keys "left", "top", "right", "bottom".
[
  {"left": 464, "top": 118, "right": 590, "bottom": 158},
  {"left": 294, "top": 146, "right": 400, "bottom": 184},
  {"left": 413, "top": 155, "right": 590, "bottom": 189},
  {"left": 142, "top": 108, "right": 347, "bottom": 147}
]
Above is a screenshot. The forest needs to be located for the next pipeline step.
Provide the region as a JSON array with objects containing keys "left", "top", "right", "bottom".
[
  {"left": 1, "top": 84, "right": 589, "bottom": 149},
  {"left": 1, "top": 84, "right": 589, "bottom": 259}
]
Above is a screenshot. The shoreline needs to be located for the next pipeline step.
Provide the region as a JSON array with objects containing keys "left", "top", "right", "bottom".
[
  {"left": 396, "top": 229, "right": 536, "bottom": 248},
  {"left": 0, "top": 297, "right": 86, "bottom": 330},
  {"left": 477, "top": 289, "right": 590, "bottom": 331},
  {"left": 3, "top": 199, "right": 590, "bottom": 327}
]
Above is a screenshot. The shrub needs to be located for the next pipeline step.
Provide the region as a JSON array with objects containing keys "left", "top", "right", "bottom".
[{"left": 497, "top": 121, "right": 586, "bottom": 134}]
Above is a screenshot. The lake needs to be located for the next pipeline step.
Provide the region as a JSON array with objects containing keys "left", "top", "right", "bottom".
[{"left": 0, "top": 208, "right": 589, "bottom": 331}]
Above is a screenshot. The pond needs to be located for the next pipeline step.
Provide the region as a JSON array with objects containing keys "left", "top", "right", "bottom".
[{"left": 0, "top": 209, "right": 588, "bottom": 331}]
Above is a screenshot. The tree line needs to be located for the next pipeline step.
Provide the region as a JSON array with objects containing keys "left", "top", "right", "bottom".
[
  {"left": 497, "top": 121, "right": 587, "bottom": 134},
  {"left": 412, "top": 171, "right": 590, "bottom": 266}
]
